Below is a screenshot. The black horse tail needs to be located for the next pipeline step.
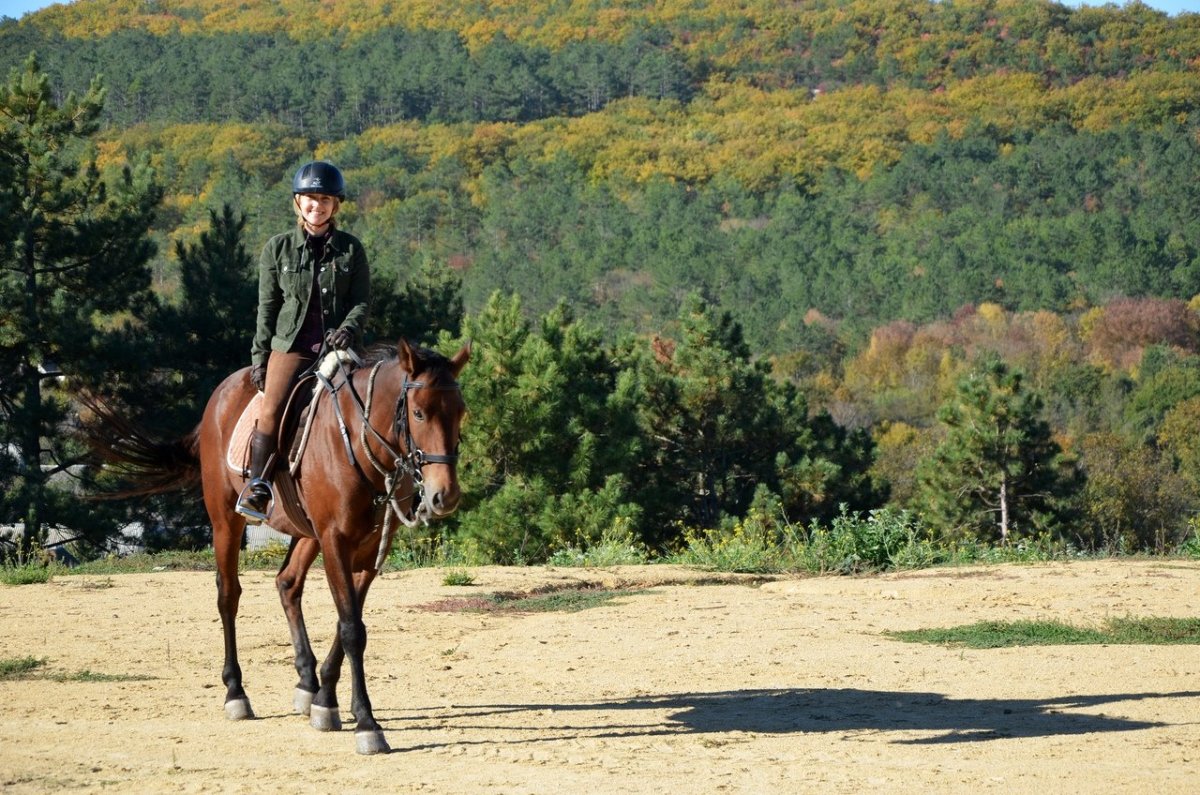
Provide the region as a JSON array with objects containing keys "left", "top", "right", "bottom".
[{"left": 77, "top": 393, "right": 202, "bottom": 499}]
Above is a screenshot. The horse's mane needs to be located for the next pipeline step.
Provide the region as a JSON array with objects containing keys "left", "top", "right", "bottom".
[{"left": 361, "top": 341, "right": 454, "bottom": 373}]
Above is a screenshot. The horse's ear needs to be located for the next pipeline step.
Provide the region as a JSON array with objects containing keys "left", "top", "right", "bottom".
[
  {"left": 398, "top": 338, "right": 417, "bottom": 372},
  {"left": 450, "top": 340, "right": 471, "bottom": 378}
]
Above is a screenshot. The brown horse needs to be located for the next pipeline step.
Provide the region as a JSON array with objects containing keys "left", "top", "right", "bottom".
[{"left": 84, "top": 339, "right": 469, "bottom": 754}]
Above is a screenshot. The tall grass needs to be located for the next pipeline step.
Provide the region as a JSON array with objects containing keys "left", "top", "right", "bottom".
[
  {"left": 0, "top": 561, "right": 61, "bottom": 585},
  {"left": 547, "top": 519, "right": 650, "bottom": 567},
  {"left": 4, "top": 507, "right": 1174, "bottom": 580},
  {"left": 669, "top": 505, "right": 1076, "bottom": 574}
]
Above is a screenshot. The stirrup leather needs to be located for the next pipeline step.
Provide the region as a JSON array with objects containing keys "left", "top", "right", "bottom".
[{"left": 235, "top": 478, "right": 276, "bottom": 523}]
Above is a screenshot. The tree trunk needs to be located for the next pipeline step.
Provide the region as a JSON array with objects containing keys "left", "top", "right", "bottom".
[
  {"left": 998, "top": 476, "right": 1010, "bottom": 544},
  {"left": 19, "top": 222, "right": 44, "bottom": 558}
]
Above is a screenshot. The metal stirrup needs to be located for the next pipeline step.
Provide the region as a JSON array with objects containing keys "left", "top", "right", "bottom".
[{"left": 235, "top": 478, "right": 276, "bottom": 523}]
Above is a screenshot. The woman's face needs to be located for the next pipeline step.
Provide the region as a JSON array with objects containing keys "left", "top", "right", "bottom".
[{"left": 295, "top": 193, "right": 338, "bottom": 231}]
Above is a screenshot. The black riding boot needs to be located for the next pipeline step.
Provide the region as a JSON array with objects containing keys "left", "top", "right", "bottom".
[{"left": 235, "top": 430, "right": 277, "bottom": 523}]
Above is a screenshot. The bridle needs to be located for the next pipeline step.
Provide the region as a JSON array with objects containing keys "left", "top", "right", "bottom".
[
  {"left": 315, "top": 354, "right": 463, "bottom": 568},
  {"left": 393, "top": 373, "right": 461, "bottom": 471}
]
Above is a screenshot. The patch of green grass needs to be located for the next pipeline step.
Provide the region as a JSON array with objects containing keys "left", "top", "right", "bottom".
[
  {"left": 888, "top": 617, "right": 1200, "bottom": 648},
  {"left": 388, "top": 532, "right": 486, "bottom": 571},
  {"left": 0, "top": 656, "right": 47, "bottom": 679},
  {"left": 490, "top": 586, "right": 644, "bottom": 613},
  {"left": 547, "top": 519, "right": 651, "bottom": 567},
  {"left": 48, "top": 670, "right": 150, "bottom": 683},
  {"left": 670, "top": 518, "right": 797, "bottom": 574},
  {"left": 1104, "top": 616, "right": 1200, "bottom": 644},
  {"left": 442, "top": 567, "right": 475, "bottom": 586},
  {"left": 67, "top": 545, "right": 293, "bottom": 575},
  {"left": 240, "top": 542, "right": 291, "bottom": 571},
  {"left": 420, "top": 583, "right": 646, "bottom": 614},
  {"left": 72, "top": 551, "right": 216, "bottom": 575},
  {"left": 0, "top": 655, "right": 150, "bottom": 682},
  {"left": 0, "top": 562, "right": 62, "bottom": 585}
]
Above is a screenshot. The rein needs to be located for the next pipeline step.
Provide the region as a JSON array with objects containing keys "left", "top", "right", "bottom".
[{"left": 314, "top": 354, "right": 460, "bottom": 570}]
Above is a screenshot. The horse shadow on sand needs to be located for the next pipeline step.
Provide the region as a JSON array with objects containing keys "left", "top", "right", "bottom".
[{"left": 380, "top": 687, "right": 1200, "bottom": 751}]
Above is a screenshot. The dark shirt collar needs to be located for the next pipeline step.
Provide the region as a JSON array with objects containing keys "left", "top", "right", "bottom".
[{"left": 290, "top": 225, "right": 343, "bottom": 254}]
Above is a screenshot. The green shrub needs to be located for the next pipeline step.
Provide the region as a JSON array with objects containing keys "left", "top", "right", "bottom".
[
  {"left": 802, "top": 506, "right": 933, "bottom": 574},
  {"left": 0, "top": 656, "right": 47, "bottom": 679},
  {"left": 937, "top": 533, "right": 1076, "bottom": 566},
  {"left": 441, "top": 568, "right": 475, "bottom": 586},
  {"left": 1178, "top": 517, "right": 1200, "bottom": 559},
  {"left": 455, "top": 475, "right": 639, "bottom": 564},
  {"left": 388, "top": 531, "right": 485, "bottom": 570},
  {"left": 670, "top": 506, "right": 804, "bottom": 573},
  {"left": 548, "top": 518, "right": 650, "bottom": 567},
  {"left": 0, "top": 560, "right": 61, "bottom": 585}
]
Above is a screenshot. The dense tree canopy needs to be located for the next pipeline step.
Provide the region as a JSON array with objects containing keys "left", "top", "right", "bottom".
[
  {"left": 0, "top": 55, "right": 161, "bottom": 558},
  {"left": 6, "top": 2, "right": 1199, "bottom": 356},
  {"left": 4, "top": 1, "right": 1200, "bottom": 558}
]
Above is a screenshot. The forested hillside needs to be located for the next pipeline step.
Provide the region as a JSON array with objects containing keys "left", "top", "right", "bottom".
[
  {"left": 5, "top": 0, "right": 1200, "bottom": 347},
  {"left": 4, "top": 0, "right": 1200, "bottom": 560}
]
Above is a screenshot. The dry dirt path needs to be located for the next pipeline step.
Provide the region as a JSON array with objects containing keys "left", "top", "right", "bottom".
[{"left": 2, "top": 560, "right": 1199, "bottom": 793}]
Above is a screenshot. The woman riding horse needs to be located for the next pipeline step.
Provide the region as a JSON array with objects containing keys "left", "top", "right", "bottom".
[{"left": 238, "top": 161, "right": 370, "bottom": 522}]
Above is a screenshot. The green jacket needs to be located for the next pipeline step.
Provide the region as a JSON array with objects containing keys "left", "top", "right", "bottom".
[{"left": 251, "top": 226, "right": 370, "bottom": 367}]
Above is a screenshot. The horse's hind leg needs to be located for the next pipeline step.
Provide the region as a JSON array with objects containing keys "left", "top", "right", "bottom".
[
  {"left": 276, "top": 536, "right": 321, "bottom": 716},
  {"left": 213, "top": 508, "right": 253, "bottom": 720}
]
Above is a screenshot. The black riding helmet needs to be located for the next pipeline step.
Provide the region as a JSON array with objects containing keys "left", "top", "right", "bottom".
[{"left": 292, "top": 161, "right": 346, "bottom": 200}]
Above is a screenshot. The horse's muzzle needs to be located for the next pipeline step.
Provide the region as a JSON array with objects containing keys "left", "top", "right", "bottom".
[{"left": 425, "top": 484, "right": 461, "bottom": 517}]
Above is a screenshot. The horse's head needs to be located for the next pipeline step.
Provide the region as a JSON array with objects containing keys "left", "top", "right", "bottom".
[{"left": 394, "top": 338, "right": 470, "bottom": 522}]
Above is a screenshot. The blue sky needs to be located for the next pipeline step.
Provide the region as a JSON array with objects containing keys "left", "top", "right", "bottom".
[{"left": 2, "top": 0, "right": 1199, "bottom": 21}]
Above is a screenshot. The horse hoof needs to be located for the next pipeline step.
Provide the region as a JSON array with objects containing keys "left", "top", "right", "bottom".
[
  {"left": 356, "top": 729, "right": 390, "bottom": 755},
  {"left": 224, "top": 697, "right": 254, "bottom": 721},
  {"left": 310, "top": 704, "right": 342, "bottom": 732},
  {"left": 293, "top": 688, "right": 314, "bottom": 716}
]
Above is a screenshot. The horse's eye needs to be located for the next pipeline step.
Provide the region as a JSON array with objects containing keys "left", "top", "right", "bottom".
[{"left": 413, "top": 409, "right": 426, "bottom": 422}]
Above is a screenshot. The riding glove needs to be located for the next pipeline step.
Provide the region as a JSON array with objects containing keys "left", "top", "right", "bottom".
[
  {"left": 250, "top": 363, "right": 267, "bottom": 392},
  {"left": 329, "top": 328, "right": 354, "bottom": 350}
]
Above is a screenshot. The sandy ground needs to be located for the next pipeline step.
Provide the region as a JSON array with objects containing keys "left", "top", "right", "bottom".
[{"left": 2, "top": 560, "right": 1200, "bottom": 793}]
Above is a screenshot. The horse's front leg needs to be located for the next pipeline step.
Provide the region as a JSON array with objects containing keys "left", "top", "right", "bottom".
[
  {"left": 308, "top": 570, "right": 378, "bottom": 733},
  {"left": 344, "top": 567, "right": 379, "bottom": 718},
  {"left": 309, "top": 568, "right": 381, "bottom": 736},
  {"left": 312, "top": 538, "right": 387, "bottom": 754},
  {"left": 276, "top": 536, "right": 321, "bottom": 716}
]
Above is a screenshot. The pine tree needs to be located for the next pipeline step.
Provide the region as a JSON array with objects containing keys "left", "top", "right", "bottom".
[
  {"left": 448, "top": 292, "right": 639, "bottom": 562},
  {"left": 369, "top": 252, "right": 464, "bottom": 346},
  {"left": 629, "top": 292, "right": 778, "bottom": 532},
  {"left": 153, "top": 204, "right": 256, "bottom": 430},
  {"left": 916, "top": 356, "right": 1081, "bottom": 543},
  {"left": 625, "top": 292, "right": 883, "bottom": 541},
  {"left": 0, "top": 54, "right": 160, "bottom": 559}
]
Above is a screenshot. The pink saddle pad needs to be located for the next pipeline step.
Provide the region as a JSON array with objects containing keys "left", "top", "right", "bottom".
[{"left": 227, "top": 392, "right": 263, "bottom": 476}]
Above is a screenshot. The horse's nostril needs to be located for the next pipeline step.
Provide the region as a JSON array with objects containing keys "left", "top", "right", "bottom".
[{"left": 426, "top": 487, "right": 461, "bottom": 515}]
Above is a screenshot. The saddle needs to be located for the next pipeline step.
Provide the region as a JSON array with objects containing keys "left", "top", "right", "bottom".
[
  {"left": 226, "top": 378, "right": 312, "bottom": 479},
  {"left": 227, "top": 353, "right": 354, "bottom": 536}
]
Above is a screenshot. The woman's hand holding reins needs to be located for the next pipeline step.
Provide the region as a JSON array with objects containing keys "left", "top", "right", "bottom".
[
  {"left": 250, "top": 364, "right": 266, "bottom": 392},
  {"left": 329, "top": 328, "right": 354, "bottom": 350}
]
